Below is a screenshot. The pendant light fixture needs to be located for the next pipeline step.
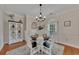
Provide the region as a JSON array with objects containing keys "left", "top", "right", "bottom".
[{"left": 36, "top": 4, "right": 46, "bottom": 22}]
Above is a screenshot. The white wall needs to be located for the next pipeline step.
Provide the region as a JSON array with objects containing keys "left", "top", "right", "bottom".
[
  {"left": 0, "top": 10, "right": 4, "bottom": 51},
  {"left": 25, "top": 16, "right": 35, "bottom": 47},
  {"left": 49, "top": 9, "right": 79, "bottom": 48}
]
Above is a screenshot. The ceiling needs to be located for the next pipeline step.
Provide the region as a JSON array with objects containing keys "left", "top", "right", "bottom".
[{"left": 0, "top": 4, "right": 79, "bottom": 16}]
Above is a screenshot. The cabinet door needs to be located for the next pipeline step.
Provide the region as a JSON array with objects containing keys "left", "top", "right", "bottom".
[
  {"left": 16, "top": 23, "right": 23, "bottom": 42},
  {"left": 9, "top": 22, "right": 16, "bottom": 44},
  {"left": 9, "top": 20, "right": 24, "bottom": 44}
]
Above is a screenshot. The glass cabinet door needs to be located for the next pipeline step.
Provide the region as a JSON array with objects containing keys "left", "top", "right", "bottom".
[
  {"left": 8, "top": 20, "right": 24, "bottom": 44},
  {"left": 9, "top": 21, "right": 16, "bottom": 44},
  {"left": 16, "top": 22, "right": 23, "bottom": 41}
]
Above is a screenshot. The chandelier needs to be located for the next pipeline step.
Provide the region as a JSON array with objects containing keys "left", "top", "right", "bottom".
[{"left": 36, "top": 4, "right": 46, "bottom": 22}]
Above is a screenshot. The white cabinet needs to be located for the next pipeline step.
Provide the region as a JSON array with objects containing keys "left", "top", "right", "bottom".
[{"left": 8, "top": 14, "right": 24, "bottom": 44}]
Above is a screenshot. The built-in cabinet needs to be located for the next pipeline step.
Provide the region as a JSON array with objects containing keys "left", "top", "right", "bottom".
[{"left": 8, "top": 14, "right": 25, "bottom": 44}]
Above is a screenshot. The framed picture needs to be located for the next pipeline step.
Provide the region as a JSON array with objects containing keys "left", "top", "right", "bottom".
[{"left": 64, "top": 21, "right": 71, "bottom": 27}]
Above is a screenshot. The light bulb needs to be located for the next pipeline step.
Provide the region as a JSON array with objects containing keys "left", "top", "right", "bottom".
[
  {"left": 36, "top": 16, "right": 38, "bottom": 20},
  {"left": 43, "top": 16, "right": 46, "bottom": 18},
  {"left": 39, "top": 14, "right": 42, "bottom": 17},
  {"left": 36, "top": 16, "right": 38, "bottom": 19}
]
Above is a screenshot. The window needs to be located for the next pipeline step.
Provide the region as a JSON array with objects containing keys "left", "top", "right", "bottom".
[
  {"left": 49, "top": 24, "right": 55, "bottom": 35},
  {"left": 48, "top": 21, "right": 57, "bottom": 35}
]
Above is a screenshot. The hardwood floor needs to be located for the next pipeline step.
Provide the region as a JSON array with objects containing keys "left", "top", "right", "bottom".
[
  {"left": 64, "top": 45, "right": 79, "bottom": 55},
  {"left": 55, "top": 42, "right": 79, "bottom": 55},
  {"left": 0, "top": 40, "right": 79, "bottom": 55},
  {"left": 0, "top": 40, "right": 26, "bottom": 55}
]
